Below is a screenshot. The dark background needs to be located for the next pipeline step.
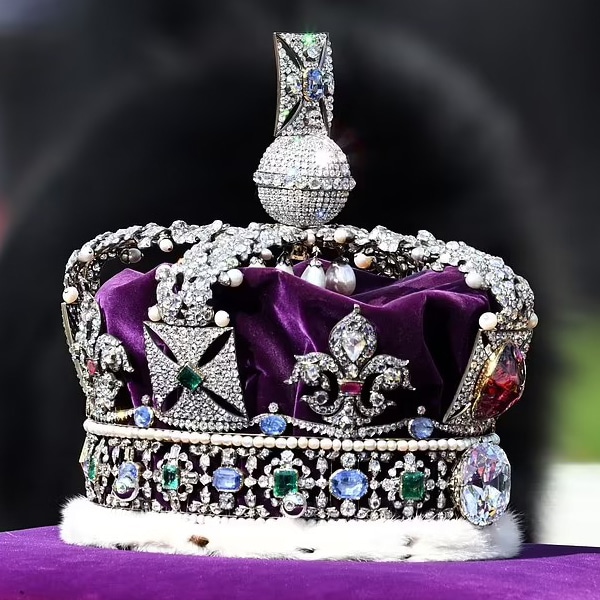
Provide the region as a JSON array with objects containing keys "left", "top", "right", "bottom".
[{"left": 0, "top": 1, "right": 597, "bottom": 541}]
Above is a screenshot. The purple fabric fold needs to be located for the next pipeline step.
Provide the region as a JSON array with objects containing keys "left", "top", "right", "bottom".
[{"left": 96, "top": 263, "right": 490, "bottom": 424}]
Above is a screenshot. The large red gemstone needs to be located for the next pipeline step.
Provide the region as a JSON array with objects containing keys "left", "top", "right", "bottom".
[
  {"left": 473, "top": 342, "right": 526, "bottom": 420},
  {"left": 340, "top": 381, "right": 363, "bottom": 396}
]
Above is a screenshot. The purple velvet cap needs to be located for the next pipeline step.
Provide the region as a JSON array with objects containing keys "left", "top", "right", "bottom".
[{"left": 96, "top": 262, "right": 490, "bottom": 430}]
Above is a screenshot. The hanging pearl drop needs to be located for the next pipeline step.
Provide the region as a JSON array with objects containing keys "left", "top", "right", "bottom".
[
  {"left": 275, "top": 262, "right": 295, "bottom": 275},
  {"left": 301, "top": 259, "right": 326, "bottom": 288},
  {"left": 214, "top": 310, "right": 230, "bottom": 327},
  {"left": 325, "top": 261, "right": 356, "bottom": 295}
]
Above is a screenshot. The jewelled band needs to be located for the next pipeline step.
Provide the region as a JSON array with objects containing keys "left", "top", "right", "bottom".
[{"left": 80, "top": 428, "right": 506, "bottom": 525}]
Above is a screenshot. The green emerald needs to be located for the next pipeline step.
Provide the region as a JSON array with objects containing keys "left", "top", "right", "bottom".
[
  {"left": 273, "top": 468, "right": 298, "bottom": 498},
  {"left": 302, "top": 33, "right": 316, "bottom": 47},
  {"left": 162, "top": 464, "right": 180, "bottom": 490},
  {"left": 177, "top": 364, "right": 203, "bottom": 392},
  {"left": 400, "top": 471, "right": 425, "bottom": 501},
  {"left": 87, "top": 457, "right": 97, "bottom": 482}
]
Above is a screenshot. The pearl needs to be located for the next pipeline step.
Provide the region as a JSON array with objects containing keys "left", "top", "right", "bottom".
[
  {"left": 429, "top": 440, "right": 438, "bottom": 451},
  {"left": 180, "top": 432, "right": 191, "bottom": 444},
  {"left": 148, "top": 305, "right": 161, "bottom": 322},
  {"left": 376, "top": 440, "right": 387, "bottom": 452},
  {"left": 410, "top": 247, "right": 425, "bottom": 262},
  {"left": 227, "top": 269, "right": 244, "bottom": 287},
  {"left": 332, "top": 439, "right": 342, "bottom": 451},
  {"left": 466, "top": 271, "right": 484, "bottom": 289},
  {"left": 232, "top": 435, "right": 243, "bottom": 446},
  {"left": 260, "top": 248, "right": 273, "bottom": 261},
  {"left": 320, "top": 439, "right": 333, "bottom": 450},
  {"left": 308, "top": 438, "right": 320, "bottom": 450},
  {"left": 242, "top": 437, "right": 253, "bottom": 448},
  {"left": 78, "top": 246, "right": 95, "bottom": 263},
  {"left": 417, "top": 440, "right": 429, "bottom": 451},
  {"left": 387, "top": 440, "right": 396, "bottom": 451},
  {"left": 275, "top": 438, "right": 287, "bottom": 449},
  {"left": 333, "top": 228, "right": 349, "bottom": 244},
  {"left": 121, "top": 248, "right": 142, "bottom": 264},
  {"left": 325, "top": 261, "right": 356, "bottom": 295},
  {"left": 62, "top": 286, "right": 79, "bottom": 304},
  {"left": 212, "top": 219, "right": 224, "bottom": 231},
  {"left": 397, "top": 439, "right": 408, "bottom": 452},
  {"left": 479, "top": 312, "right": 498, "bottom": 330},
  {"left": 275, "top": 262, "right": 295, "bottom": 275},
  {"left": 286, "top": 437, "right": 298, "bottom": 449},
  {"left": 171, "top": 431, "right": 182, "bottom": 443},
  {"left": 304, "top": 231, "right": 316, "bottom": 246},
  {"left": 448, "top": 438, "right": 457, "bottom": 450},
  {"left": 341, "top": 439, "right": 353, "bottom": 451},
  {"left": 301, "top": 261, "right": 326, "bottom": 288},
  {"left": 297, "top": 437, "right": 308, "bottom": 449},
  {"left": 199, "top": 433, "right": 211, "bottom": 444},
  {"left": 253, "top": 437, "right": 264, "bottom": 448},
  {"left": 363, "top": 439, "right": 376, "bottom": 451},
  {"left": 353, "top": 253, "right": 373, "bottom": 269},
  {"left": 190, "top": 433, "right": 201, "bottom": 445},
  {"left": 221, "top": 434, "right": 233, "bottom": 446},
  {"left": 353, "top": 440, "right": 364, "bottom": 452},
  {"left": 214, "top": 310, "right": 230, "bottom": 327},
  {"left": 457, "top": 439, "right": 466, "bottom": 451},
  {"left": 527, "top": 312, "right": 539, "bottom": 329},
  {"left": 437, "top": 439, "right": 449, "bottom": 450},
  {"left": 211, "top": 434, "right": 223, "bottom": 445},
  {"left": 263, "top": 437, "right": 276, "bottom": 449},
  {"left": 159, "top": 238, "right": 174, "bottom": 252},
  {"left": 408, "top": 440, "right": 419, "bottom": 452}
]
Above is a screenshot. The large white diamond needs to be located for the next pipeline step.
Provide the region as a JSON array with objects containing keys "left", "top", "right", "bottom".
[
  {"left": 456, "top": 443, "right": 511, "bottom": 526},
  {"left": 341, "top": 330, "right": 366, "bottom": 362}
]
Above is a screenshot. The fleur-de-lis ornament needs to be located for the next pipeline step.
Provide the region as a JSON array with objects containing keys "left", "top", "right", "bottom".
[{"left": 287, "top": 305, "right": 413, "bottom": 435}]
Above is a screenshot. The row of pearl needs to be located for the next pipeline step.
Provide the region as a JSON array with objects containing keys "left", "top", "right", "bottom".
[{"left": 84, "top": 419, "right": 499, "bottom": 452}]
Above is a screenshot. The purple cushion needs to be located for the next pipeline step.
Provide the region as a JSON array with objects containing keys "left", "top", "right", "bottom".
[{"left": 0, "top": 527, "right": 599, "bottom": 600}]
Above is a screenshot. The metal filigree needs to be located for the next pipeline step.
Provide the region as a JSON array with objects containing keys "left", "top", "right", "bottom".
[{"left": 287, "top": 305, "right": 413, "bottom": 436}]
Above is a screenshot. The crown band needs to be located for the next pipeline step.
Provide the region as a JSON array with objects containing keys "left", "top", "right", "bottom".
[{"left": 80, "top": 427, "right": 503, "bottom": 524}]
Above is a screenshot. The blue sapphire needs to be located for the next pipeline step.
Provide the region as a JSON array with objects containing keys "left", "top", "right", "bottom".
[
  {"left": 134, "top": 405, "right": 154, "bottom": 428},
  {"left": 119, "top": 461, "right": 139, "bottom": 480},
  {"left": 305, "top": 68, "right": 325, "bottom": 101},
  {"left": 259, "top": 415, "right": 287, "bottom": 436},
  {"left": 409, "top": 417, "right": 434, "bottom": 440},
  {"left": 329, "top": 469, "right": 368, "bottom": 500},
  {"left": 213, "top": 467, "right": 243, "bottom": 492}
]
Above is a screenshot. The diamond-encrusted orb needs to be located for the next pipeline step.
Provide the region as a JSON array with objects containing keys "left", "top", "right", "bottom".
[
  {"left": 453, "top": 443, "right": 511, "bottom": 526},
  {"left": 329, "top": 469, "right": 368, "bottom": 500},
  {"left": 254, "top": 134, "right": 355, "bottom": 227},
  {"left": 472, "top": 342, "right": 526, "bottom": 420}
]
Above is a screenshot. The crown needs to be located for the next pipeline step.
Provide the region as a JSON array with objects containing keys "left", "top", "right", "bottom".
[{"left": 59, "top": 32, "right": 537, "bottom": 562}]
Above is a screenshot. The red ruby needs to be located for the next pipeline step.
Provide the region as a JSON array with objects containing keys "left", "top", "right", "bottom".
[
  {"left": 87, "top": 359, "right": 98, "bottom": 376},
  {"left": 340, "top": 381, "right": 363, "bottom": 396},
  {"left": 473, "top": 343, "right": 526, "bottom": 420}
]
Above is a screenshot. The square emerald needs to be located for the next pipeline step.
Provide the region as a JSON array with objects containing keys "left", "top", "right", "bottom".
[
  {"left": 162, "top": 464, "right": 180, "bottom": 490},
  {"left": 400, "top": 471, "right": 425, "bottom": 501},
  {"left": 273, "top": 468, "right": 298, "bottom": 498},
  {"left": 177, "top": 364, "right": 203, "bottom": 392}
]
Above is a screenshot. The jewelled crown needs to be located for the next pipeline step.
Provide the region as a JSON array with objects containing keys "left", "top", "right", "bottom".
[{"left": 60, "top": 33, "right": 537, "bottom": 560}]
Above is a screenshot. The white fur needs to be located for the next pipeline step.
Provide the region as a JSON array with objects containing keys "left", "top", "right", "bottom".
[{"left": 60, "top": 496, "right": 522, "bottom": 561}]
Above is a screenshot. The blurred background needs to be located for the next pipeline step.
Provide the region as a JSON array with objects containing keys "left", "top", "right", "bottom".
[{"left": 0, "top": 0, "right": 598, "bottom": 545}]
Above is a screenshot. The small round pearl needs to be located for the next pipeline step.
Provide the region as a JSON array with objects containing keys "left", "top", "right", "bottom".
[
  {"left": 320, "top": 439, "right": 333, "bottom": 451},
  {"left": 341, "top": 439, "right": 353, "bottom": 451},
  {"left": 363, "top": 439, "right": 376, "bottom": 451},
  {"left": 376, "top": 440, "right": 388, "bottom": 452},
  {"left": 429, "top": 440, "right": 438, "bottom": 451},
  {"left": 479, "top": 312, "right": 498, "bottom": 330},
  {"left": 231, "top": 435, "right": 243, "bottom": 446},
  {"left": 353, "top": 253, "right": 373, "bottom": 269},
  {"left": 62, "top": 286, "right": 79, "bottom": 304},
  {"left": 263, "top": 437, "right": 276, "bottom": 449},
  {"left": 211, "top": 434, "right": 223, "bottom": 445},
  {"left": 333, "top": 228, "right": 349, "bottom": 244},
  {"left": 397, "top": 439, "right": 409, "bottom": 452},
  {"left": 171, "top": 431, "right": 182, "bottom": 443},
  {"left": 159, "top": 238, "right": 174, "bottom": 252},
  {"left": 260, "top": 248, "right": 273, "bottom": 261},
  {"left": 456, "top": 439, "right": 466, "bottom": 451},
  {"left": 437, "top": 439, "right": 449, "bottom": 451},
  {"left": 275, "top": 262, "right": 295, "bottom": 275},
  {"left": 180, "top": 432, "right": 191, "bottom": 444},
  {"left": 148, "top": 305, "right": 161, "bottom": 322},
  {"left": 275, "top": 437, "right": 287, "bottom": 449},
  {"left": 447, "top": 438, "right": 458, "bottom": 450},
  {"left": 286, "top": 437, "right": 298, "bottom": 449},
  {"left": 353, "top": 440, "right": 364, "bottom": 452},
  {"left": 214, "top": 310, "right": 230, "bottom": 327},
  {"left": 199, "top": 433, "right": 211, "bottom": 444},
  {"left": 527, "top": 312, "right": 539, "bottom": 329},
  {"left": 466, "top": 271, "right": 484, "bottom": 289},
  {"left": 408, "top": 440, "right": 419, "bottom": 452},
  {"left": 227, "top": 269, "right": 244, "bottom": 287},
  {"left": 308, "top": 438, "right": 320, "bottom": 450},
  {"left": 253, "top": 436, "right": 264, "bottom": 448},
  {"left": 190, "top": 432, "right": 201, "bottom": 445},
  {"left": 297, "top": 437, "right": 308, "bottom": 449},
  {"left": 239, "top": 436, "right": 251, "bottom": 448},
  {"left": 417, "top": 440, "right": 429, "bottom": 451},
  {"left": 387, "top": 440, "right": 396, "bottom": 451},
  {"left": 212, "top": 219, "right": 224, "bottom": 230},
  {"left": 332, "top": 439, "right": 342, "bottom": 451},
  {"left": 410, "top": 247, "right": 425, "bottom": 262},
  {"left": 78, "top": 246, "right": 95, "bottom": 263}
]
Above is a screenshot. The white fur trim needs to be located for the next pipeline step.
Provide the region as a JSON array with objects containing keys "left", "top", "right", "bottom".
[{"left": 60, "top": 496, "right": 522, "bottom": 561}]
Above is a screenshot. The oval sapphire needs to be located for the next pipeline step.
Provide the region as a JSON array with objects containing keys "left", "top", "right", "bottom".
[
  {"left": 329, "top": 469, "right": 368, "bottom": 500},
  {"left": 259, "top": 415, "right": 287, "bottom": 436}
]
